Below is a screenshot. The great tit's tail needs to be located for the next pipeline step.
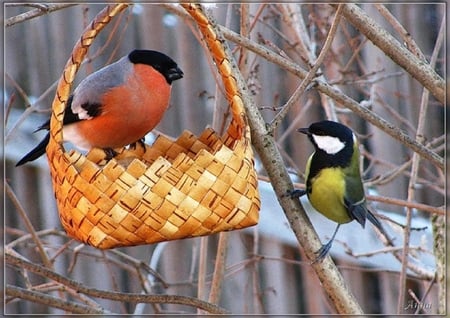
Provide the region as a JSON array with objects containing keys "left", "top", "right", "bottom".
[
  {"left": 367, "top": 210, "right": 395, "bottom": 246},
  {"left": 16, "top": 133, "right": 50, "bottom": 166}
]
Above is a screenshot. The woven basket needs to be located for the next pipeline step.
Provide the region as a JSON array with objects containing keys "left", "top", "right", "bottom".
[{"left": 46, "top": 4, "right": 260, "bottom": 249}]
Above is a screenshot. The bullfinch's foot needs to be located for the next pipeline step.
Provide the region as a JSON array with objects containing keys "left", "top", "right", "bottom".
[
  {"left": 104, "top": 148, "right": 118, "bottom": 160},
  {"left": 129, "top": 138, "right": 146, "bottom": 151}
]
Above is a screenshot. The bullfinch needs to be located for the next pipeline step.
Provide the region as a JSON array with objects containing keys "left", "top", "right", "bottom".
[{"left": 16, "top": 49, "right": 183, "bottom": 166}]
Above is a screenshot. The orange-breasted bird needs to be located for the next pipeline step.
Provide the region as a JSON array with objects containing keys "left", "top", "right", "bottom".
[{"left": 16, "top": 49, "right": 183, "bottom": 166}]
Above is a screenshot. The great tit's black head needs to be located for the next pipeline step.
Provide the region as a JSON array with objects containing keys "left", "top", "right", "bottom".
[
  {"left": 298, "top": 120, "right": 355, "bottom": 155},
  {"left": 128, "top": 49, "right": 184, "bottom": 84}
]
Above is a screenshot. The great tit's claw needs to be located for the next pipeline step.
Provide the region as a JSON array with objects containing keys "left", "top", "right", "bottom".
[
  {"left": 311, "top": 242, "right": 333, "bottom": 264},
  {"left": 285, "top": 189, "right": 307, "bottom": 199}
]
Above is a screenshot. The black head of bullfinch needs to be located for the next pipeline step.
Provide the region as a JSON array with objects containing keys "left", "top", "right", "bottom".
[
  {"left": 16, "top": 49, "right": 183, "bottom": 166},
  {"left": 291, "top": 120, "right": 393, "bottom": 263}
]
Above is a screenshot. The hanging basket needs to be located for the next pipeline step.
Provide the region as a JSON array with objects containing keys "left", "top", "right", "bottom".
[{"left": 46, "top": 4, "right": 260, "bottom": 249}]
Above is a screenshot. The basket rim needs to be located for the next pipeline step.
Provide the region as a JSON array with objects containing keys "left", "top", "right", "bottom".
[{"left": 65, "top": 124, "right": 252, "bottom": 172}]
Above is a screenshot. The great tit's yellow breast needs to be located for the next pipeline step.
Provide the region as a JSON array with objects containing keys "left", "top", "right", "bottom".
[{"left": 308, "top": 167, "right": 352, "bottom": 224}]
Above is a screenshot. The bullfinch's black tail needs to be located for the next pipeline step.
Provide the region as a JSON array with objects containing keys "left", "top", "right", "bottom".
[{"left": 16, "top": 133, "right": 50, "bottom": 166}]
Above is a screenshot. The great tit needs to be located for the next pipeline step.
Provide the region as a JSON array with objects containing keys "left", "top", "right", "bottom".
[{"left": 291, "top": 120, "right": 392, "bottom": 263}]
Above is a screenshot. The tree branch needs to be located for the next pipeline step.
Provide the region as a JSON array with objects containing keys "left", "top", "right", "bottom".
[
  {"left": 332, "top": 4, "right": 444, "bottom": 104},
  {"left": 208, "top": 232, "right": 228, "bottom": 304},
  {"left": 269, "top": 4, "right": 344, "bottom": 130},
  {"left": 5, "top": 253, "right": 230, "bottom": 314},
  {"left": 5, "top": 3, "right": 77, "bottom": 27},
  {"left": 5, "top": 182, "right": 52, "bottom": 268},
  {"left": 397, "top": 13, "right": 444, "bottom": 310},
  {"left": 183, "top": 4, "right": 363, "bottom": 314},
  {"left": 218, "top": 26, "right": 444, "bottom": 170},
  {"left": 374, "top": 4, "right": 427, "bottom": 62},
  {"left": 6, "top": 285, "right": 108, "bottom": 314}
]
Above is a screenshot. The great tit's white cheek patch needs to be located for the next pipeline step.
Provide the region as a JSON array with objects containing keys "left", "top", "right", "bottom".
[{"left": 312, "top": 134, "right": 345, "bottom": 154}]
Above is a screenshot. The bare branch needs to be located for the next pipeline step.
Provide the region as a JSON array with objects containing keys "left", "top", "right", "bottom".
[
  {"left": 218, "top": 27, "right": 444, "bottom": 170},
  {"left": 208, "top": 233, "right": 228, "bottom": 304},
  {"left": 366, "top": 195, "right": 444, "bottom": 216},
  {"left": 333, "top": 4, "right": 444, "bottom": 104},
  {"left": 6, "top": 285, "right": 109, "bottom": 314},
  {"left": 5, "top": 182, "right": 52, "bottom": 268},
  {"left": 269, "top": 5, "right": 344, "bottom": 130},
  {"left": 397, "top": 11, "right": 444, "bottom": 311},
  {"left": 5, "top": 3, "right": 77, "bottom": 27},
  {"left": 184, "top": 4, "right": 364, "bottom": 314},
  {"left": 5, "top": 253, "right": 230, "bottom": 314},
  {"left": 374, "top": 4, "right": 427, "bottom": 62}
]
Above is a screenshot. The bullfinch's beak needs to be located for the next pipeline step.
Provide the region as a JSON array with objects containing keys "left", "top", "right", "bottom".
[{"left": 167, "top": 66, "right": 184, "bottom": 83}]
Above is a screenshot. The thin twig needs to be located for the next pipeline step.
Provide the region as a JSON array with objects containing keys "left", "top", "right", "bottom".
[
  {"left": 414, "top": 274, "right": 437, "bottom": 314},
  {"left": 282, "top": 178, "right": 444, "bottom": 215},
  {"left": 345, "top": 245, "right": 431, "bottom": 259},
  {"left": 217, "top": 26, "right": 444, "bottom": 170},
  {"left": 397, "top": 104, "right": 418, "bottom": 305},
  {"left": 397, "top": 9, "right": 443, "bottom": 312},
  {"left": 6, "top": 253, "right": 230, "bottom": 314},
  {"left": 160, "top": 4, "right": 444, "bottom": 167},
  {"left": 5, "top": 228, "right": 68, "bottom": 250},
  {"left": 108, "top": 249, "right": 168, "bottom": 288},
  {"left": 332, "top": 4, "right": 444, "bottom": 104},
  {"left": 5, "top": 182, "right": 52, "bottom": 268},
  {"left": 280, "top": 3, "right": 340, "bottom": 121},
  {"left": 5, "top": 3, "right": 77, "bottom": 27},
  {"left": 422, "top": 16, "right": 445, "bottom": 314},
  {"left": 205, "top": 5, "right": 235, "bottom": 306},
  {"left": 208, "top": 233, "right": 229, "bottom": 305},
  {"left": 252, "top": 226, "right": 264, "bottom": 313},
  {"left": 374, "top": 4, "right": 427, "bottom": 61},
  {"left": 366, "top": 195, "right": 444, "bottom": 216},
  {"left": 276, "top": 98, "right": 314, "bottom": 144},
  {"left": 6, "top": 285, "right": 108, "bottom": 314},
  {"left": 277, "top": 4, "right": 315, "bottom": 63},
  {"left": 269, "top": 5, "right": 344, "bottom": 130},
  {"left": 197, "top": 236, "right": 208, "bottom": 310},
  {"left": 182, "top": 4, "right": 364, "bottom": 314}
]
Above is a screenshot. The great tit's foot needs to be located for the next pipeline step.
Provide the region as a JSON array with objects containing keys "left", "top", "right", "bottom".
[
  {"left": 285, "top": 189, "right": 307, "bottom": 199},
  {"left": 311, "top": 224, "right": 340, "bottom": 264},
  {"left": 129, "top": 138, "right": 146, "bottom": 151},
  {"left": 104, "top": 148, "right": 118, "bottom": 160},
  {"left": 311, "top": 241, "right": 333, "bottom": 264}
]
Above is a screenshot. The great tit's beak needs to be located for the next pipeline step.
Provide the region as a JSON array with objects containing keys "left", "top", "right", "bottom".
[{"left": 297, "top": 127, "right": 310, "bottom": 135}]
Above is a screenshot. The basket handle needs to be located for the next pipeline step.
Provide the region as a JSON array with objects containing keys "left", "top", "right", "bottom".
[
  {"left": 48, "top": 3, "right": 247, "bottom": 160},
  {"left": 182, "top": 4, "right": 247, "bottom": 140},
  {"left": 47, "top": 4, "right": 129, "bottom": 157}
]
